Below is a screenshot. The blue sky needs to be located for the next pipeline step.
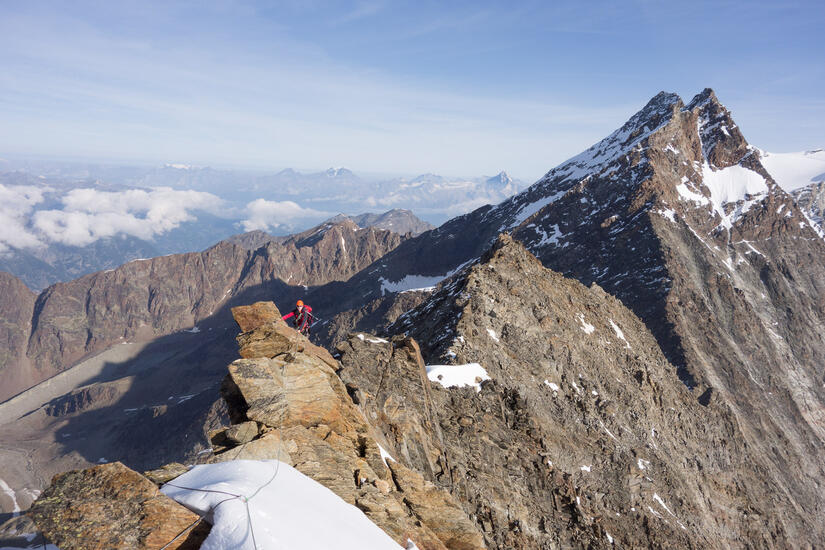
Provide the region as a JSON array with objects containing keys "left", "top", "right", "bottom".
[{"left": 1, "top": 0, "right": 823, "bottom": 180}]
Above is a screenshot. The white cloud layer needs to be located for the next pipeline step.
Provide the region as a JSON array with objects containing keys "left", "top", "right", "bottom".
[
  {"left": 0, "top": 184, "right": 45, "bottom": 253},
  {"left": 242, "top": 199, "right": 327, "bottom": 232},
  {"left": 31, "top": 187, "right": 224, "bottom": 247}
]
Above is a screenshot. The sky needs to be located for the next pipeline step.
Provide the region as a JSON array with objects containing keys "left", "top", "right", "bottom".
[{"left": 1, "top": 0, "right": 823, "bottom": 181}]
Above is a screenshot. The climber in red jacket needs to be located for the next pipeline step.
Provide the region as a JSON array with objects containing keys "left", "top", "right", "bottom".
[{"left": 282, "top": 300, "right": 314, "bottom": 335}]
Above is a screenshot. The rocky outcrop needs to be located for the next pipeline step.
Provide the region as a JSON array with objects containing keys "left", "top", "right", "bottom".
[
  {"left": 208, "top": 302, "right": 485, "bottom": 549},
  {"left": 28, "top": 461, "right": 209, "bottom": 549}
]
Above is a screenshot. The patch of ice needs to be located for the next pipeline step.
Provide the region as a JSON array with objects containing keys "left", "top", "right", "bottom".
[
  {"left": 426, "top": 363, "right": 491, "bottom": 393},
  {"left": 162, "top": 460, "right": 400, "bottom": 550},
  {"left": 486, "top": 328, "right": 499, "bottom": 342},
  {"left": 184, "top": 326, "right": 201, "bottom": 334},
  {"left": 637, "top": 458, "right": 650, "bottom": 470},
  {"left": 606, "top": 531, "right": 614, "bottom": 544},
  {"left": 580, "top": 465, "right": 591, "bottom": 472}
]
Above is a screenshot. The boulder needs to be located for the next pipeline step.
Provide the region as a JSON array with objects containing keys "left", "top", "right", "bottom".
[
  {"left": 230, "top": 301, "right": 282, "bottom": 332},
  {"left": 28, "top": 462, "right": 209, "bottom": 550}
]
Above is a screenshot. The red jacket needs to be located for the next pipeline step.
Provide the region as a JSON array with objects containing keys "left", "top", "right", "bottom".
[{"left": 282, "top": 305, "right": 313, "bottom": 329}]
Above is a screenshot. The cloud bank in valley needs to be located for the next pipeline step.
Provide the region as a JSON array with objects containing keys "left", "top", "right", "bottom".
[
  {"left": 0, "top": 184, "right": 334, "bottom": 253},
  {"left": 0, "top": 184, "right": 46, "bottom": 253},
  {"left": 241, "top": 199, "right": 328, "bottom": 232},
  {"left": 31, "top": 187, "right": 225, "bottom": 247}
]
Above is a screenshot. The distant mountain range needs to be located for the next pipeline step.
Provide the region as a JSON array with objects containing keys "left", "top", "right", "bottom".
[{"left": 0, "top": 162, "right": 525, "bottom": 289}]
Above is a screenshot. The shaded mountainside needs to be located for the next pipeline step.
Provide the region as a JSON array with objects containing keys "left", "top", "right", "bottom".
[{"left": 0, "top": 220, "right": 407, "bottom": 402}]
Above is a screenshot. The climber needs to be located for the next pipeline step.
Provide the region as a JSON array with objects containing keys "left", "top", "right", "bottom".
[{"left": 282, "top": 299, "right": 314, "bottom": 336}]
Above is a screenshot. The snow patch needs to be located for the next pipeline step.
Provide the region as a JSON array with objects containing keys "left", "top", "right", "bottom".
[
  {"left": 425, "top": 363, "right": 491, "bottom": 393},
  {"left": 609, "top": 319, "right": 631, "bottom": 349},
  {"left": 578, "top": 314, "right": 595, "bottom": 334},
  {"left": 356, "top": 333, "right": 389, "bottom": 344},
  {"left": 701, "top": 163, "right": 769, "bottom": 229},
  {"left": 653, "top": 493, "right": 677, "bottom": 517},
  {"left": 580, "top": 465, "right": 591, "bottom": 472},
  {"left": 184, "top": 326, "right": 201, "bottom": 334},
  {"left": 378, "top": 445, "right": 395, "bottom": 465},
  {"left": 486, "top": 328, "right": 499, "bottom": 342},
  {"left": 0, "top": 478, "right": 20, "bottom": 516},
  {"left": 162, "top": 460, "right": 400, "bottom": 550},
  {"left": 544, "top": 380, "right": 560, "bottom": 392}
]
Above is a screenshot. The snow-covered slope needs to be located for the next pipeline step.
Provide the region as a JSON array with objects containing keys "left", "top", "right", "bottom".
[
  {"left": 760, "top": 149, "right": 825, "bottom": 191},
  {"left": 162, "top": 460, "right": 401, "bottom": 550}
]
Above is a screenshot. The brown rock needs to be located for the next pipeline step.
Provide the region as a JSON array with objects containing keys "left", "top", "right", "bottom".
[
  {"left": 143, "top": 462, "right": 190, "bottom": 485},
  {"left": 210, "top": 420, "right": 259, "bottom": 447},
  {"left": 235, "top": 315, "right": 338, "bottom": 368},
  {"left": 223, "top": 355, "right": 365, "bottom": 436},
  {"left": 28, "top": 462, "right": 209, "bottom": 550},
  {"left": 231, "top": 301, "right": 283, "bottom": 332},
  {"left": 388, "top": 460, "right": 486, "bottom": 550}
]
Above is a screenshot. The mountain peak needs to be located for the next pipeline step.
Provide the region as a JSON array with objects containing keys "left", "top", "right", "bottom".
[
  {"left": 325, "top": 167, "right": 355, "bottom": 178},
  {"left": 486, "top": 171, "right": 513, "bottom": 187},
  {"left": 685, "top": 87, "right": 719, "bottom": 110}
]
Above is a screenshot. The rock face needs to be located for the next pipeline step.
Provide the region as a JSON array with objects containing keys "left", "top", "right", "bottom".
[
  {"left": 28, "top": 461, "right": 209, "bottom": 549},
  {"left": 791, "top": 180, "right": 825, "bottom": 229},
  {"left": 208, "top": 302, "right": 485, "bottom": 550},
  {"left": 0, "top": 272, "right": 35, "bottom": 393},
  {"left": 335, "top": 235, "right": 821, "bottom": 547}
]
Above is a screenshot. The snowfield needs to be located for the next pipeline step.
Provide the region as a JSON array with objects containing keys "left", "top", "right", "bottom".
[
  {"left": 162, "top": 460, "right": 401, "bottom": 550},
  {"left": 760, "top": 149, "right": 825, "bottom": 191}
]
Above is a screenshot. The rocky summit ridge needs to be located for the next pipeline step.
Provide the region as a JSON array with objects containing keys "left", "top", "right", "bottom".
[{"left": 23, "top": 235, "right": 824, "bottom": 548}]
